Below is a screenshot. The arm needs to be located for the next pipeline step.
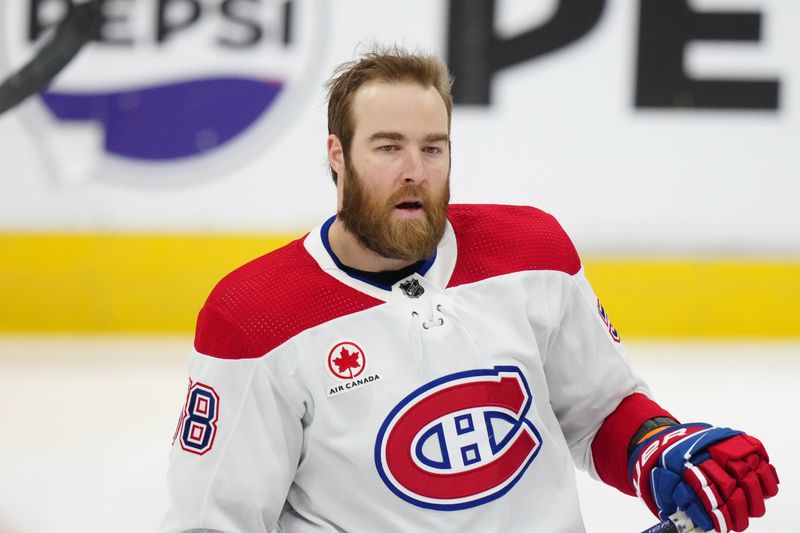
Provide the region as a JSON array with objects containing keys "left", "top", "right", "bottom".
[
  {"left": 626, "top": 421, "right": 779, "bottom": 532},
  {"left": 541, "top": 265, "right": 654, "bottom": 471},
  {"left": 530, "top": 214, "right": 780, "bottom": 531},
  {"left": 590, "top": 345, "right": 780, "bottom": 532},
  {"left": 160, "top": 305, "right": 306, "bottom": 533}
]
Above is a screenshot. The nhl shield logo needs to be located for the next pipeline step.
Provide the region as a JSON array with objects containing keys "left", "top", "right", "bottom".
[
  {"left": 0, "top": 0, "right": 329, "bottom": 186},
  {"left": 399, "top": 278, "right": 424, "bottom": 298}
]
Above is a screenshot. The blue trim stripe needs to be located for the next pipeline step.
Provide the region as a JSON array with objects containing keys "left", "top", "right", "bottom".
[{"left": 320, "top": 215, "right": 438, "bottom": 291}]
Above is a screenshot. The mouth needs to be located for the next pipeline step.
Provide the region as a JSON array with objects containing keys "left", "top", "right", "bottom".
[
  {"left": 394, "top": 199, "right": 424, "bottom": 211},
  {"left": 393, "top": 199, "right": 425, "bottom": 219}
]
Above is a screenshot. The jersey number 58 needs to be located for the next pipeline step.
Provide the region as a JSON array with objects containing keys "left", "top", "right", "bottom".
[{"left": 173, "top": 380, "right": 220, "bottom": 455}]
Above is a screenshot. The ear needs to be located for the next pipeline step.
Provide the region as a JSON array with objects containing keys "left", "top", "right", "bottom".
[{"left": 327, "top": 134, "right": 345, "bottom": 176}]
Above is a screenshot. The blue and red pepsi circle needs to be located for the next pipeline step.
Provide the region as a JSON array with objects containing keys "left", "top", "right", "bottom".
[
  {"left": 374, "top": 366, "right": 543, "bottom": 510},
  {"left": 0, "top": 1, "right": 329, "bottom": 185}
]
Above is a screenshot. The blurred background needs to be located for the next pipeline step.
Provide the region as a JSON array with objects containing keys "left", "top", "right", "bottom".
[{"left": 0, "top": 1, "right": 797, "bottom": 532}]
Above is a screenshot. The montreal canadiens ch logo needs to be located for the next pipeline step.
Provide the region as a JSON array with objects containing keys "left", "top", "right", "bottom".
[{"left": 374, "top": 366, "right": 542, "bottom": 510}]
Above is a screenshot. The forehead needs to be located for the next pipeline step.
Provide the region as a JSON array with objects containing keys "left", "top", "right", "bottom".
[{"left": 350, "top": 80, "right": 448, "bottom": 139}]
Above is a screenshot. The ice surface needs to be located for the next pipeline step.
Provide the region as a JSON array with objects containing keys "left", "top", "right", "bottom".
[{"left": 0, "top": 337, "right": 796, "bottom": 533}]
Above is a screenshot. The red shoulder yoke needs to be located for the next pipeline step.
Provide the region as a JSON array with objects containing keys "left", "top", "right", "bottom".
[
  {"left": 447, "top": 204, "right": 581, "bottom": 287},
  {"left": 194, "top": 238, "right": 383, "bottom": 359}
]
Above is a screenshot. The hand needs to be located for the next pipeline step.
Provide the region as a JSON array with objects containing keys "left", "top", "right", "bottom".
[{"left": 629, "top": 423, "right": 779, "bottom": 532}]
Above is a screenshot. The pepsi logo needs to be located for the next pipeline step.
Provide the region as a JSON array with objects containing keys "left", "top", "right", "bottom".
[
  {"left": 375, "top": 366, "right": 542, "bottom": 510},
  {"left": 0, "top": 0, "right": 328, "bottom": 185}
]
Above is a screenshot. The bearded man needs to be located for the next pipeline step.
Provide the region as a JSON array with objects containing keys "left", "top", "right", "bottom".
[{"left": 161, "top": 47, "right": 778, "bottom": 533}]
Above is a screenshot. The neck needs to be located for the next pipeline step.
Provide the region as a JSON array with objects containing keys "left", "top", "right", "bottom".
[{"left": 328, "top": 218, "right": 418, "bottom": 272}]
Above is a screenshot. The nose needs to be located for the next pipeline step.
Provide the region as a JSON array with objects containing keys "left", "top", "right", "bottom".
[{"left": 402, "top": 150, "right": 427, "bottom": 185}]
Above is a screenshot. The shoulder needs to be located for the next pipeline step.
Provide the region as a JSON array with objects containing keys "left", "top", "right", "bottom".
[
  {"left": 447, "top": 204, "right": 581, "bottom": 287},
  {"left": 194, "top": 237, "right": 383, "bottom": 360}
]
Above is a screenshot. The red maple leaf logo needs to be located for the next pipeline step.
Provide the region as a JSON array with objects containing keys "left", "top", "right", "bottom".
[{"left": 333, "top": 347, "right": 361, "bottom": 377}]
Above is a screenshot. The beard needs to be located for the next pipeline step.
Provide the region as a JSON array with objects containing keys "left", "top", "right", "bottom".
[{"left": 337, "top": 159, "right": 450, "bottom": 263}]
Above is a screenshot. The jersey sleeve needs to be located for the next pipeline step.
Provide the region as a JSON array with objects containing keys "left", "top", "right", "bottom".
[
  {"left": 540, "top": 265, "right": 652, "bottom": 477},
  {"left": 160, "top": 309, "right": 307, "bottom": 533}
]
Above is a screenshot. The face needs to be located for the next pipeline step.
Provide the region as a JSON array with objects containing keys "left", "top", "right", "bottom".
[{"left": 332, "top": 81, "right": 451, "bottom": 262}]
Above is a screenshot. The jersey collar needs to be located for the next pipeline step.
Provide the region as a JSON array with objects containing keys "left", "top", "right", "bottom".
[{"left": 305, "top": 214, "right": 458, "bottom": 301}]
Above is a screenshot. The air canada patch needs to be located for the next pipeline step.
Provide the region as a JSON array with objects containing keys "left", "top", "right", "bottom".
[
  {"left": 374, "top": 366, "right": 542, "bottom": 510},
  {"left": 326, "top": 341, "right": 381, "bottom": 397}
]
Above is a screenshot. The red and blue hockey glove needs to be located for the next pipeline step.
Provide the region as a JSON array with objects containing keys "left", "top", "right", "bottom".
[{"left": 629, "top": 423, "right": 779, "bottom": 532}]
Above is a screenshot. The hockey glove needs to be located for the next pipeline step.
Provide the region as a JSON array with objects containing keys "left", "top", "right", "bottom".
[{"left": 629, "top": 423, "right": 779, "bottom": 533}]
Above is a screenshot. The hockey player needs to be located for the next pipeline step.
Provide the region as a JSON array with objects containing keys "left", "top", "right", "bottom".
[{"left": 161, "top": 47, "right": 779, "bottom": 533}]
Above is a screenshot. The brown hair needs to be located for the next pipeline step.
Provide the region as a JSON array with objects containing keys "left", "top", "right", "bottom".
[{"left": 325, "top": 45, "right": 453, "bottom": 184}]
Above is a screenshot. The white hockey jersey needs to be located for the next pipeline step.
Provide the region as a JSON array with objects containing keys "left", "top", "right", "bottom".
[{"left": 161, "top": 204, "right": 651, "bottom": 533}]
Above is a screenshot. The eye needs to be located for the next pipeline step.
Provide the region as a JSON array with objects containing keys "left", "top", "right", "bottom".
[
  {"left": 423, "top": 146, "right": 442, "bottom": 154},
  {"left": 379, "top": 145, "right": 399, "bottom": 152}
]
